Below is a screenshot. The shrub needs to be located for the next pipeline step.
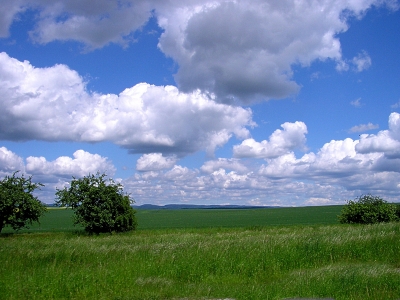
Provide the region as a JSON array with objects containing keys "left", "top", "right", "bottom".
[
  {"left": 0, "top": 172, "right": 47, "bottom": 233},
  {"left": 55, "top": 172, "right": 137, "bottom": 234},
  {"left": 338, "top": 194, "right": 398, "bottom": 224}
]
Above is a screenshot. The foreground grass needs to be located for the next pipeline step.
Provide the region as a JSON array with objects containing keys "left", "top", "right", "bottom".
[{"left": 1, "top": 222, "right": 400, "bottom": 299}]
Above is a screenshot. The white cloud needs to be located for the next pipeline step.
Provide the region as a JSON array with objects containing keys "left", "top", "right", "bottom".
[
  {"left": 0, "top": 147, "right": 25, "bottom": 173},
  {"left": 1, "top": 1, "right": 400, "bottom": 206},
  {"left": 391, "top": 99, "right": 400, "bottom": 109},
  {"left": 136, "top": 153, "right": 177, "bottom": 171},
  {"left": 0, "top": 52, "right": 253, "bottom": 156},
  {"left": 350, "top": 98, "right": 362, "bottom": 107},
  {"left": 201, "top": 158, "right": 248, "bottom": 174},
  {"left": 348, "top": 122, "right": 379, "bottom": 133},
  {"left": 26, "top": 149, "right": 116, "bottom": 177},
  {"left": 335, "top": 59, "right": 349, "bottom": 72},
  {"left": 355, "top": 113, "right": 400, "bottom": 157},
  {"left": 28, "top": 0, "right": 153, "bottom": 49},
  {"left": 156, "top": 0, "right": 385, "bottom": 103},
  {"left": 388, "top": 111, "right": 400, "bottom": 141},
  {"left": 122, "top": 164, "right": 355, "bottom": 206},
  {"left": 164, "top": 165, "right": 198, "bottom": 182},
  {"left": 0, "top": 148, "right": 116, "bottom": 203},
  {"left": 352, "top": 50, "right": 372, "bottom": 72},
  {"left": 0, "top": 0, "right": 392, "bottom": 102},
  {"left": 337, "top": 51, "right": 372, "bottom": 73},
  {"left": 0, "top": 0, "right": 26, "bottom": 38},
  {"left": 304, "top": 197, "right": 341, "bottom": 206},
  {"left": 356, "top": 132, "right": 398, "bottom": 154},
  {"left": 233, "top": 121, "right": 307, "bottom": 158},
  {"left": 2, "top": 112, "right": 397, "bottom": 206}
]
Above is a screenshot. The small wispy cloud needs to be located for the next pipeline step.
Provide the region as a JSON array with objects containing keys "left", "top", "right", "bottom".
[
  {"left": 348, "top": 122, "right": 379, "bottom": 133},
  {"left": 352, "top": 50, "right": 372, "bottom": 72},
  {"left": 336, "top": 51, "right": 371, "bottom": 73},
  {"left": 391, "top": 100, "right": 400, "bottom": 109},
  {"left": 335, "top": 60, "right": 349, "bottom": 72},
  {"left": 310, "top": 72, "right": 321, "bottom": 81},
  {"left": 350, "top": 98, "right": 362, "bottom": 107}
]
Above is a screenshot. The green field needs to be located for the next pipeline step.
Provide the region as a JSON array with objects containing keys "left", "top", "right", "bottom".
[
  {"left": 1, "top": 206, "right": 400, "bottom": 299},
  {"left": 2, "top": 205, "right": 344, "bottom": 233}
]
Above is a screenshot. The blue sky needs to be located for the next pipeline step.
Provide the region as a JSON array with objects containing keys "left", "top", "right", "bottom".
[{"left": 0, "top": 0, "right": 400, "bottom": 206}]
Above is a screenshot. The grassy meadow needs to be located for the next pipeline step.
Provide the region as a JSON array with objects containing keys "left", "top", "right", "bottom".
[{"left": 1, "top": 206, "right": 400, "bottom": 299}]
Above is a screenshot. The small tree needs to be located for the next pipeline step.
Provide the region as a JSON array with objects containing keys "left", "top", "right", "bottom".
[
  {"left": 338, "top": 194, "right": 398, "bottom": 224},
  {"left": 55, "top": 172, "right": 137, "bottom": 234},
  {"left": 0, "top": 172, "right": 47, "bottom": 233}
]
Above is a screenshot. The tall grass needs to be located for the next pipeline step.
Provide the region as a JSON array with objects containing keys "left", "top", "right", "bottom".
[{"left": 1, "top": 222, "right": 399, "bottom": 299}]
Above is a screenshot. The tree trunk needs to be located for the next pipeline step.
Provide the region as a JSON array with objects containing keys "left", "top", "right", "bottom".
[{"left": 0, "top": 217, "right": 5, "bottom": 233}]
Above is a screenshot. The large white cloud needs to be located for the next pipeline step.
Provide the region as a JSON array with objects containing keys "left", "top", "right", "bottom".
[
  {"left": 26, "top": 149, "right": 116, "bottom": 177},
  {"left": 233, "top": 121, "right": 307, "bottom": 158},
  {"left": 0, "top": 52, "right": 253, "bottom": 156},
  {"left": 0, "top": 0, "right": 396, "bottom": 102},
  {"left": 156, "top": 0, "right": 392, "bottom": 103}
]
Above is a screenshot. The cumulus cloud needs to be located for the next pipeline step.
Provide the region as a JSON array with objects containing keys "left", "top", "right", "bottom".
[
  {"left": 355, "top": 112, "right": 400, "bottom": 157},
  {"left": 0, "top": 52, "right": 253, "bottom": 156},
  {"left": 156, "top": 0, "right": 385, "bottom": 103},
  {"left": 136, "top": 153, "right": 178, "bottom": 171},
  {"left": 0, "top": 148, "right": 116, "bottom": 203},
  {"left": 257, "top": 126, "right": 400, "bottom": 187},
  {"left": 164, "top": 165, "right": 198, "bottom": 182},
  {"left": 0, "top": 147, "right": 25, "bottom": 173},
  {"left": 200, "top": 158, "right": 248, "bottom": 174},
  {"left": 3, "top": 113, "right": 400, "bottom": 206},
  {"left": 0, "top": 0, "right": 394, "bottom": 102},
  {"left": 348, "top": 122, "right": 379, "bottom": 133},
  {"left": 26, "top": 0, "right": 152, "bottom": 49},
  {"left": 122, "top": 161, "right": 355, "bottom": 206},
  {"left": 26, "top": 149, "right": 116, "bottom": 177},
  {"left": 233, "top": 121, "right": 307, "bottom": 158}
]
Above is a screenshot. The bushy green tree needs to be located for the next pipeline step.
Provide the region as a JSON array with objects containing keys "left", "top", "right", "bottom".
[
  {"left": 338, "top": 194, "right": 398, "bottom": 224},
  {"left": 55, "top": 172, "right": 137, "bottom": 234},
  {"left": 0, "top": 172, "right": 47, "bottom": 233}
]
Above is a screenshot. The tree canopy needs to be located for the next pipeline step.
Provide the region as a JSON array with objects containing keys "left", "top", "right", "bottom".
[
  {"left": 0, "top": 172, "right": 47, "bottom": 233},
  {"left": 338, "top": 194, "right": 398, "bottom": 224},
  {"left": 55, "top": 172, "right": 137, "bottom": 234}
]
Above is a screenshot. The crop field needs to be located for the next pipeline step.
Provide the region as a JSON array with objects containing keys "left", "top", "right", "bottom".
[
  {"left": 2, "top": 205, "right": 344, "bottom": 233},
  {"left": 1, "top": 207, "right": 400, "bottom": 299}
]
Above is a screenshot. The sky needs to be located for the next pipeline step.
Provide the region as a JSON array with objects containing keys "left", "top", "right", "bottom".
[{"left": 0, "top": 0, "right": 400, "bottom": 206}]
